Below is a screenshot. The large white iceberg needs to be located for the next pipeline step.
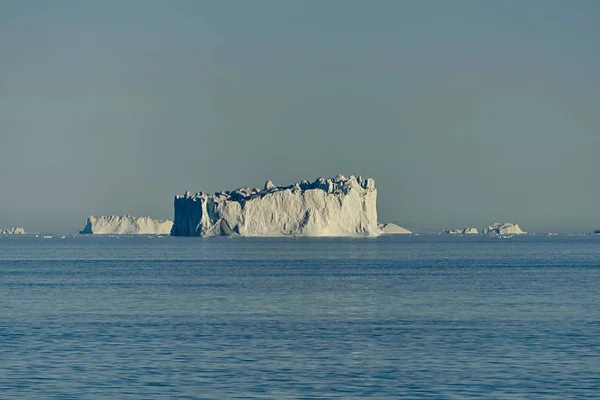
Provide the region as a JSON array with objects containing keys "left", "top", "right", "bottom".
[
  {"left": 171, "top": 174, "right": 378, "bottom": 237},
  {"left": 0, "top": 227, "right": 25, "bottom": 235},
  {"left": 378, "top": 223, "right": 412, "bottom": 235},
  {"left": 483, "top": 223, "right": 526, "bottom": 235},
  {"left": 80, "top": 216, "right": 173, "bottom": 234}
]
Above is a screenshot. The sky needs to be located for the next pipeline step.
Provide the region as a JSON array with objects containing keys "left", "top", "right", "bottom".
[{"left": 1, "top": 0, "right": 599, "bottom": 233}]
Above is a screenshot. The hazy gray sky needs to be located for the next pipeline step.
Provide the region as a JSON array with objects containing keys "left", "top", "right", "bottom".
[{"left": 1, "top": 0, "right": 599, "bottom": 233}]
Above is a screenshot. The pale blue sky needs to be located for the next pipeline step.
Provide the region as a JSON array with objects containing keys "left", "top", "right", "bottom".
[{"left": 1, "top": 1, "right": 599, "bottom": 233}]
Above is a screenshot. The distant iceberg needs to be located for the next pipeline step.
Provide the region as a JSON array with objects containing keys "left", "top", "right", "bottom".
[
  {"left": 483, "top": 223, "right": 525, "bottom": 235},
  {"left": 378, "top": 223, "right": 412, "bottom": 235},
  {"left": 0, "top": 227, "right": 25, "bottom": 235},
  {"left": 80, "top": 216, "right": 173, "bottom": 234},
  {"left": 441, "top": 229, "right": 462, "bottom": 235},
  {"left": 441, "top": 227, "right": 479, "bottom": 235},
  {"left": 171, "top": 174, "right": 378, "bottom": 237}
]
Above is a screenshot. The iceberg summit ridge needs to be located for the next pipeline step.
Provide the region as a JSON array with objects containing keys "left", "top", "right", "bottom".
[
  {"left": 171, "top": 174, "right": 378, "bottom": 237},
  {"left": 80, "top": 215, "right": 173, "bottom": 235}
]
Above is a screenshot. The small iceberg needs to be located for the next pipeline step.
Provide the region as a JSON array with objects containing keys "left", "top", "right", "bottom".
[
  {"left": 377, "top": 223, "right": 412, "bottom": 235},
  {"left": 441, "top": 227, "right": 479, "bottom": 235},
  {"left": 0, "top": 227, "right": 25, "bottom": 235},
  {"left": 483, "top": 223, "right": 526, "bottom": 235}
]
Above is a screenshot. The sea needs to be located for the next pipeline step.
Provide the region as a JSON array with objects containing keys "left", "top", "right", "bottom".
[{"left": 1, "top": 234, "right": 600, "bottom": 399}]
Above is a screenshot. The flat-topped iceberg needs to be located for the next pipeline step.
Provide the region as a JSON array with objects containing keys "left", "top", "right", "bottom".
[
  {"left": 378, "top": 223, "right": 411, "bottom": 235},
  {"left": 80, "top": 216, "right": 173, "bottom": 235},
  {"left": 483, "top": 223, "right": 526, "bottom": 235},
  {"left": 0, "top": 227, "right": 25, "bottom": 235},
  {"left": 171, "top": 174, "right": 378, "bottom": 237},
  {"left": 441, "top": 227, "right": 479, "bottom": 235}
]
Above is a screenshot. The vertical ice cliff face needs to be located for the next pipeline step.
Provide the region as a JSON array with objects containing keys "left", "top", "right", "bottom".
[
  {"left": 171, "top": 174, "right": 378, "bottom": 237},
  {"left": 80, "top": 216, "right": 173, "bottom": 234}
]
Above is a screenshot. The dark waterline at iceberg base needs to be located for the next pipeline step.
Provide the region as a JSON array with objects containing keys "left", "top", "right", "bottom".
[{"left": 2, "top": 235, "right": 600, "bottom": 399}]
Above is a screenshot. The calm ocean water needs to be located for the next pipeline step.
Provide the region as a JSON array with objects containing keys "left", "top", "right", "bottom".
[{"left": 1, "top": 234, "right": 600, "bottom": 399}]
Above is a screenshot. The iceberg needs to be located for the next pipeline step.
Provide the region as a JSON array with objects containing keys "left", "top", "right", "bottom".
[
  {"left": 441, "top": 227, "right": 479, "bottom": 235},
  {"left": 171, "top": 174, "right": 378, "bottom": 237},
  {"left": 441, "top": 229, "right": 462, "bottom": 235},
  {"left": 483, "top": 223, "right": 526, "bottom": 235},
  {"left": 378, "top": 223, "right": 412, "bottom": 235},
  {"left": 0, "top": 227, "right": 25, "bottom": 235},
  {"left": 80, "top": 216, "right": 173, "bottom": 235}
]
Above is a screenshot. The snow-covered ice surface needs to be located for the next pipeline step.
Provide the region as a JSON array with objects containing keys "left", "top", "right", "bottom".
[
  {"left": 483, "top": 223, "right": 526, "bottom": 235},
  {"left": 171, "top": 174, "right": 378, "bottom": 237},
  {"left": 80, "top": 216, "right": 173, "bottom": 235},
  {"left": 0, "top": 227, "right": 25, "bottom": 235},
  {"left": 378, "top": 223, "right": 412, "bottom": 235}
]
